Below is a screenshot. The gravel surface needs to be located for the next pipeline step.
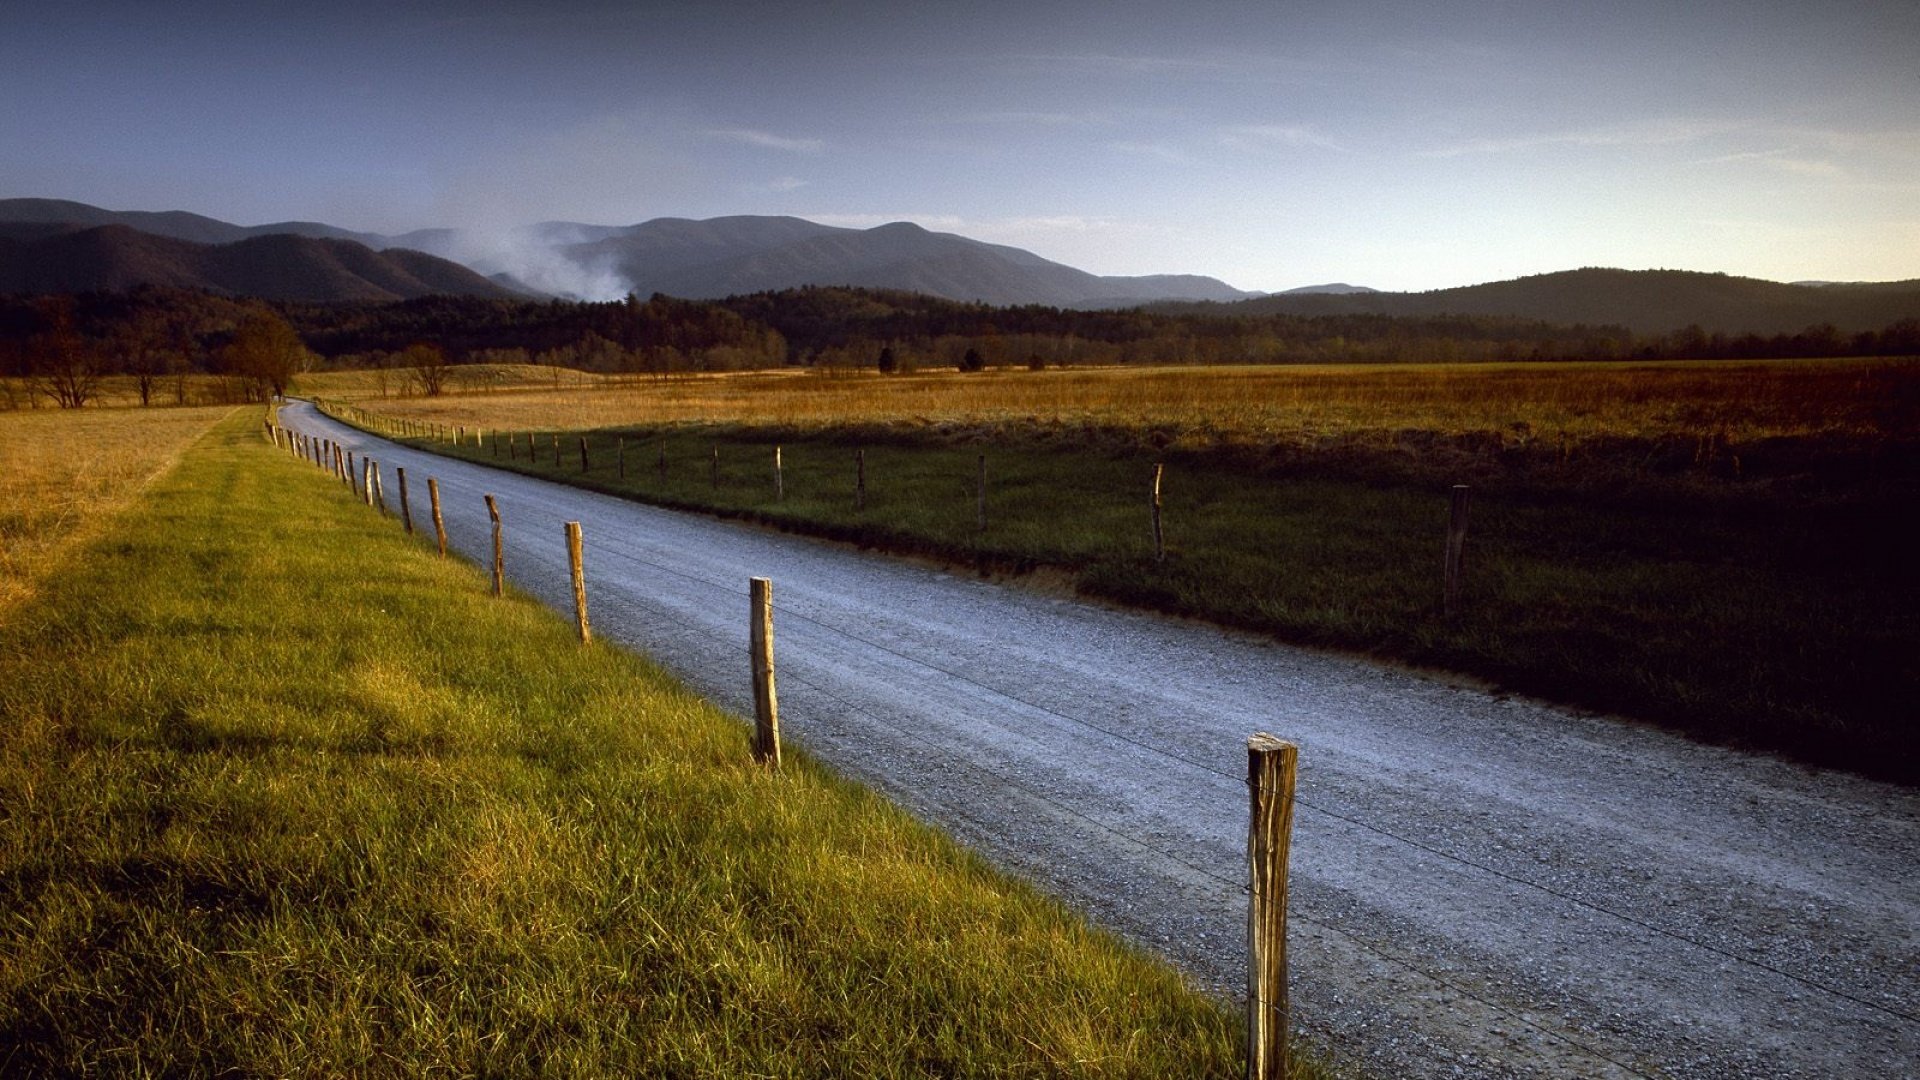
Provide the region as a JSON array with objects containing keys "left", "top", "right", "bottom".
[{"left": 284, "top": 404, "right": 1919, "bottom": 1079}]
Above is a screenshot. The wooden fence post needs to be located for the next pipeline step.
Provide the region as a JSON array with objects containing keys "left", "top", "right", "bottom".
[
  {"left": 566, "top": 521, "right": 590, "bottom": 643},
  {"left": 428, "top": 478, "right": 447, "bottom": 558},
  {"left": 397, "top": 467, "right": 414, "bottom": 534},
  {"left": 347, "top": 451, "right": 357, "bottom": 492},
  {"left": 509, "top": 431, "right": 517, "bottom": 460},
  {"left": 749, "top": 577, "right": 780, "bottom": 768},
  {"left": 855, "top": 448, "right": 866, "bottom": 512},
  {"left": 976, "top": 454, "right": 987, "bottom": 532},
  {"left": 617, "top": 436, "right": 626, "bottom": 479},
  {"left": 1444, "top": 484, "right": 1471, "bottom": 617},
  {"left": 485, "top": 495, "right": 504, "bottom": 596},
  {"left": 372, "top": 462, "right": 386, "bottom": 513},
  {"left": 552, "top": 433, "right": 560, "bottom": 464},
  {"left": 711, "top": 444, "right": 720, "bottom": 488},
  {"left": 1247, "top": 733, "right": 1299, "bottom": 1080},
  {"left": 361, "top": 458, "right": 373, "bottom": 504},
  {"left": 657, "top": 442, "right": 667, "bottom": 481},
  {"left": 774, "top": 445, "right": 784, "bottom": 501},
  {"left": 1151, "top": 462, "right": 1166, "bottom": 563},
  {"left": 579, "top": 436, "right": 589, "bottom": 473}
]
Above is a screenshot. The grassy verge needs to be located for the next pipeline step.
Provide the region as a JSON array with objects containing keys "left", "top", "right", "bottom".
[
  {"left": 346, "top": 393, "right": 1919, "bottom": 784},
  {"left": 0, "top": 410, "right": 1273, "bottom": 1076}
]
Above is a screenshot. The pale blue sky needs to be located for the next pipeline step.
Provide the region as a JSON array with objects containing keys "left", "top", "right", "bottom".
[{"left": 4, "top": 0, "right": 1916, "bottom": 291}]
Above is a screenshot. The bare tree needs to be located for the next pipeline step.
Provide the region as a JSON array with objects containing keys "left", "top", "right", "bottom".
[
  {"left": 402, "top": 342, "right": 453, "bottom": 396},
  {"left": 25, "top": 298, "right": 102, "bottom": 409}
]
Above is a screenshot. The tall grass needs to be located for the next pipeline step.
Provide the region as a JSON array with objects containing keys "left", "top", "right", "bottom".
[
  {"left": 0, "top": 410, "right": 1273, "bottom": 1076},
  {"left": 0, "top": 404, "right": 232, "bottom": 616}
]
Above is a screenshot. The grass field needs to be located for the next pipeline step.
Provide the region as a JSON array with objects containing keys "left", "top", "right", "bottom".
[
  {"left": 0, "top": 404, "right": 233, "bottom": 616},
  {"left": 316, "top": 357, "right": 1920, "bottom": 782},
  {"left": 0, "top": 409, "right": 1281, "bottom": 1076},
  {"left": 297, "top": 357, "right": 1913, "bottom": 448}
]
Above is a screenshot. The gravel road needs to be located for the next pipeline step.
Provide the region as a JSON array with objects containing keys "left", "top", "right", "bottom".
[{"left": 281, "top": 403, "right": 1918, "bottom": 1079}]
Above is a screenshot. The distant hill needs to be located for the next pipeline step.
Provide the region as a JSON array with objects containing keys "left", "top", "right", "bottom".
[
  {"left": 1277, "top": 282, "right": 1378, "bottom": 295},
  {"left": 1164, "top": 268, "right": 1920, "bottom": 335},
  {"left": 0, "top": 222, "right": 516, "bottom": 302},
  {"left": 555, "top": 216, "right": 1259, "bottom": 308},
  {"left": 0, "top": 197, "right": 394, "bottom": 248}
]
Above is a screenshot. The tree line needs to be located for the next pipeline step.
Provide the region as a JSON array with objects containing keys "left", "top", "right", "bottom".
[{"left": 2, "top": 283, "right": 1915, "bottom": 407}]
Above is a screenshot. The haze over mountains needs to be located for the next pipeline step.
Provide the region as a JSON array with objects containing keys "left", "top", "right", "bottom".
[
  {"left": 0, "top": 199, "right": 1259, "bottom": 309},
  {"left": 2, "top": 198, "right": 1916, "bottom": 335}
]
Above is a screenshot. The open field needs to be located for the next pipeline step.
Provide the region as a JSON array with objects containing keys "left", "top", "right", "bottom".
[
  {"left": 297, "top": 357, "right": 1916, "bottom": 448},
  {"left": 0, "top": 409, "right": 1273, "bottom": 1076},
  {"left": 0, "top": 404, "right": 233, "bottom": 617},
  {"left": 318, "top": 357, "right": 1920, "bottom": 781}
]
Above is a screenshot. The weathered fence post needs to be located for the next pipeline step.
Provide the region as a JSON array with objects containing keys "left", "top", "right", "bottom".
[
  {"left": 485, "top": 495, "right": 504, "bottom": 596},
  {"left": 428, "top": 478, "right": 447, "bottom": 558},
  {"left": 749, "top": 576, "right": 781, "bottom": 768},
  {"left": 347, "top": 451, "right": 357, "bottom": 492},
  {"left": 657, "top": 442, "right": 667, "bottom": 481},
  {"left": 579, "top": 436, "right": 589, "bottom": 473},
  {"left": 566, "top": 521, "right": 590, "bottom": 643},
  {"left": 1444, "top": 484, "right": 1471, "bottom": 617},
  {"left": 976, "top": 454, "right": 987, "bottom": 532},
  {"left": 508, "top": 431, "right": 517, "bottom": 460},
  {"left": 372, "top": 462, "right": 386, "bottom": 513},
  {"left": 711, "top": 444, "right": 721, "bottom": 488},
  {"left": 774, "top": 445, "right": 784, "bottom": 501},
  {"left": 361, "top": 458, "right": 373, "bottom": 505},
  {"left": 551, "top": 433, "right": 560, "bottom": 463},
  {"left": 617, "top": 436, "right": 626, "bottom": 479},
  {"left": 855, "top": 448, "right": 867, "bottom": 512},
  {"left": 1247, "top": 733, "right": 1299, "bottom": 1080},
  {"left": 397, "top": 467, "right": 414, "bottom": 534},
  {"left": 1151, "top": 462, "right": 1166, "bottom": 563}
]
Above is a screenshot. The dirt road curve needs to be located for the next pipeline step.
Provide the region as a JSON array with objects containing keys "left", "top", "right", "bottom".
[{"left": 283, "top": 404, "right": 1918, "bottom": 1079}]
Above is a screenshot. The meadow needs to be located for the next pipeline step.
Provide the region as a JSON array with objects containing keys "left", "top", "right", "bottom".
[
  {"left": 0, "top": 402, "right": 233, "bottom": 615},
  {"left": 313, "top": 357, "right": 1920, "bottom": 781},
  {"left": 0, "top": 408, "right": 1278, "bottom": 1076}
]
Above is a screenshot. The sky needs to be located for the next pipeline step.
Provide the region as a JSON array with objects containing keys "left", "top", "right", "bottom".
[{"left": 3, "top": 0, "right": 1917, "bottom": 292}]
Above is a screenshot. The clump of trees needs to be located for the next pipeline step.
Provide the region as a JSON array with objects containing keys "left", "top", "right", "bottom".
[{"left": 220, "top": 312, "right": 309, "bottom": 400}]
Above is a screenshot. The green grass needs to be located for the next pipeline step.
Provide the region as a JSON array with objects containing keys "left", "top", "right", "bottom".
[
  {"left": 0, "top": 409, "right": 1284, "bottom": 1077},
  {"left": 369, "top": 413, "right": 1919, "bottom": 784}
]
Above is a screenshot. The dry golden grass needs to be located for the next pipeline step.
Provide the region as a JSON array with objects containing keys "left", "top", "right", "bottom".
[
  {"left": 0, "top": 405, "right": 234, "bottom": 616},
  {"left": 301, "top": 358, "right": 1917, "bottom": 449}
]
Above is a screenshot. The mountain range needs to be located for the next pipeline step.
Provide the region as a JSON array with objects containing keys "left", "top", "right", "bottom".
[
  {"left": 1164, "top": 268, "right": 1920, "bottom": 335},
  {"left": 2, "top": 198, "right": 1916, "bottom": 334},
  {"left": 0, "top": 199, "right": 1259, "bottom": 308},
  {"left": 0, "top": 220, "right": 514, "bottom": 303}
]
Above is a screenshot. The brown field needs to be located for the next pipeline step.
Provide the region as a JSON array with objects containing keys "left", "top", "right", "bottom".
[
  {"left": 0, "top": 404, "right": 234, "bottom": 615},
  {"left": 298, "top": 358, "right": 1918, "bottom": 451}
]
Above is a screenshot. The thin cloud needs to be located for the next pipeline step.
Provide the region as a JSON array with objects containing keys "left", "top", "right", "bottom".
[
  {"left": 1696, "top": 148, "right": 1848, "bottom": 179},
  {"left": 708, "top": 129, "right": 825, "bottom": 154},
  {"left": 958, "top": 110, "right": 1114, "bottom": 127},
  {"left": 1420, "top": 118, "right": 1739, "bottom": 158},
  {"left": 1219, "top": 124, "right": 1344, "bottom": 152},
  {"left": 1008, "top": 52, "right": 1232, "bottom": 75},
  {"left": 1108, "top": 141, "right": 1192, "bottom": 165}
]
